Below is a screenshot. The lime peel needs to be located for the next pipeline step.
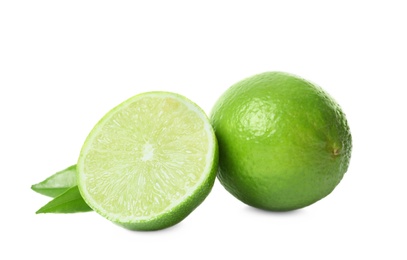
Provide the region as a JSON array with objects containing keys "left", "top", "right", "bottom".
[{"left": 210, "top": 72, "right": 352, "bottom": 211}]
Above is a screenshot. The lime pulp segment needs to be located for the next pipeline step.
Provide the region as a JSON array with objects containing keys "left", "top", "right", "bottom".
[{"left": 77, "top": 92, "right": 217, "bottom": 229}]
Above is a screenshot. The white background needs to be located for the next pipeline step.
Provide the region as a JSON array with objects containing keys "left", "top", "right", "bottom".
[{"left": 1, "top": 0, "right": 406, "bottom": 259}]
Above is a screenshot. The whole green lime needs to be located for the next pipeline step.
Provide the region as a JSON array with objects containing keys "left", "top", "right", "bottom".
[{"left": 210, "top": 72, "right": 352, "bottom": 211}]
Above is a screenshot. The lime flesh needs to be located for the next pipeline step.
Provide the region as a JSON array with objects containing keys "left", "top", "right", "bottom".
[
  {"left": 210, "top": 72, "right": 352, "bottom": 211},
  {"left": 77, "top": 92, "right": 218, "bottom": 230}
]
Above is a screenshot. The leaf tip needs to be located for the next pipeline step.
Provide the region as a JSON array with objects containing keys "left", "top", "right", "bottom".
[{"left": 35, "top": 208, "right": 44, "bottom": 214}]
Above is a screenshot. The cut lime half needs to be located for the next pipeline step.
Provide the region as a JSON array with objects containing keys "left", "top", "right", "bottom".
[{"left": 77, "top": 92, "right": 218, "bottom": 230}]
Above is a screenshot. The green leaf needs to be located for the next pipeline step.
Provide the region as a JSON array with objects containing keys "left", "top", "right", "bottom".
[
  {"left": 36, "top": 186, "right": 92, "bottom": 214},
  {"left": 31, "top": 165, "right": 77, "bottom": 197}
]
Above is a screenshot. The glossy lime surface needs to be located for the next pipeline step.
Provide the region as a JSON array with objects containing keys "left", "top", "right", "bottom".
[{"left": 211, "top": 72, "right": 352, "bottom": 211}]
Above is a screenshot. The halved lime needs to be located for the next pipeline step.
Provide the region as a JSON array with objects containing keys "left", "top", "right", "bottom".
[{"left": 77, "top": 92, "right": 218, "bottom": 230}]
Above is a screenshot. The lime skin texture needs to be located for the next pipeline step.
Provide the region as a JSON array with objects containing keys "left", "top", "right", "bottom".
[{"left": 210, "top": 72, "right": 352, "bottom": 211}]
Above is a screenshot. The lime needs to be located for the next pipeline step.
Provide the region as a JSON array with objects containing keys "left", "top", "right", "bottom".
[
  {"left": 210, "top": 72, "right": 352, "bottom": 211},
  {"left": 77, "top": 92, "right": 218, "bottom": 230}
]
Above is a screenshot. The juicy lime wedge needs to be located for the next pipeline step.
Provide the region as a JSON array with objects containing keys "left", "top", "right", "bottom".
[{"left": 77, "top": 92, "right": 218, "bottom": 231}]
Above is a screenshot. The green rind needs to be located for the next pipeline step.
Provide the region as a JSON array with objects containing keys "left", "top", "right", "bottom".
[
  {"left": 211, "top": 71, "right": 352, "bottom": 211},
  {"left": 77, "top": 91, "right": 218, "bottom": 230}
]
